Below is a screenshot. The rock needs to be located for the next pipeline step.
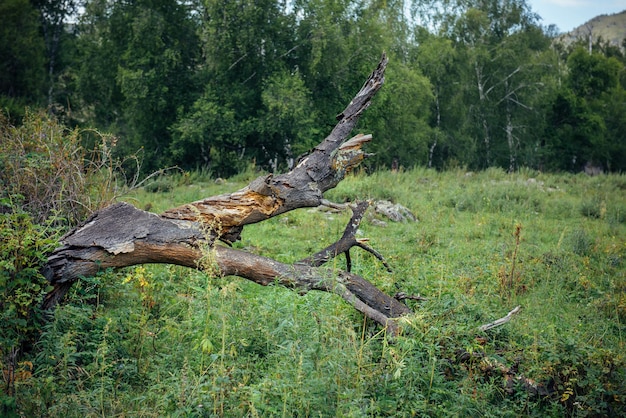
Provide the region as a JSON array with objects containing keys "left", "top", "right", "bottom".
[
  {"left": 369, "top": 218, "right": 388, "bottom": 227},
  {"left": 373, "top": 200, "right": 417, "bottom": 223}
]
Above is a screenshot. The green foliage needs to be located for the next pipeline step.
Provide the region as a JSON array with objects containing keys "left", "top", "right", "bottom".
[
  {"left": 5, "top": 0, "right": 626, "bottom": 175},
  {"left": 6, "top": 169, "right": 625, "bottom": 416},
  {"left": 0, "top": 0, "right": 46, "bottom": 114},
  {"left": 567, "top": 47, "right": 621, "bottom": 99},
  {"left": 72, "top": 0, "right": 200, "bottom": 173},
  {"left": 0, "top": 109, "right": 87, "bottom": 223},
  {"left": 260, "top": 69, "right": 319, "bottom": 166},
  {"left": 544, "top": 47, "right": 625, "bottom": 171},
  {"left": 0, "top": 209, "right": 58, "bottom": 403},
  {"left": 170, "top": 90, "right": 244, "bottom": 177},
  {"left": 362, "top": 61, "right": 434, "bottom": 169}
]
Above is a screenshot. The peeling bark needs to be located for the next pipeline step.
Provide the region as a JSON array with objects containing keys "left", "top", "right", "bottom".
[{"left": 42, "top": 54, "right": 411, "bottom": 332}]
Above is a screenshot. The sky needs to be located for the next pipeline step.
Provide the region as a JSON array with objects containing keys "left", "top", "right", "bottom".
[{"left": 527, "top": 0, "right": 626, "bottom": 33}]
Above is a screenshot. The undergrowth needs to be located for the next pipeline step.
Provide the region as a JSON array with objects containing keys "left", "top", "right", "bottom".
[{"left": 2, "top": 165, "right": 625, "bottom": 416}]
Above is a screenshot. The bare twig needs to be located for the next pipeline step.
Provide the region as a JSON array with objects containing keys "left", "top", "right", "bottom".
[
  {"left": 479, "top": 306, "right": 521, "bottom": 332},
  {"left": 319, "top": 199, "right": 348, "bottom": 211},
  {"left": 355, "top": 239, "right": 392, "bottom": 272}
]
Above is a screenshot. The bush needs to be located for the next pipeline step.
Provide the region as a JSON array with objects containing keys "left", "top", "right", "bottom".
[
  {"left": 0, "top": 209, "right": 59, "bottom": 403},
  {"left": 0, "top": 110, "right": 120, "bottom": 225}
]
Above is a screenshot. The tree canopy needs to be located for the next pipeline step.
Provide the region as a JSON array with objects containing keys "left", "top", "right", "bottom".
[{"left": 1, "top": 0, "right": 625, "bottom": 174}]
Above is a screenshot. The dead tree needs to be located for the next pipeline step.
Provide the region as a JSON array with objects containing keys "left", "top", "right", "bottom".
[{"left": 42, "top": 54, "right": 412, "bottom": 333}]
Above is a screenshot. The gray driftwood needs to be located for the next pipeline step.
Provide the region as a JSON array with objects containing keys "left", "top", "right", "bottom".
[{"left": 42, "top": 54, "right": 412, "bottom": 332}]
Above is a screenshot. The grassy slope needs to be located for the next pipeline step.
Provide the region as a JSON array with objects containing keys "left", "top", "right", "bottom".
[{"left": 17, "top": 168, "right": 626, "bottom": 417}]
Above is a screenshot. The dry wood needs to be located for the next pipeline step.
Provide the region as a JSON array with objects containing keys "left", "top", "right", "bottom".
[
  {"left": 299, "top": 201, "right": 392, "bottom": 272},
  {"left": 42, "top": 54, "right": 412, "bottom": 332},
  {"left": 478, "top": 306, "right": 521, "bottom": 331}
]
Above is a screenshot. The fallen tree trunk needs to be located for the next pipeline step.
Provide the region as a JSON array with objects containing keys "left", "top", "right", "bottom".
[{"left": 42, "top": 53, "right": 412, "bottom": 332}]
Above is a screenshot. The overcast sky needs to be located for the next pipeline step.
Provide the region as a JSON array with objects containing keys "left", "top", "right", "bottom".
[{"left": 527, "top": 0, "right": 626, "bottom": 33}]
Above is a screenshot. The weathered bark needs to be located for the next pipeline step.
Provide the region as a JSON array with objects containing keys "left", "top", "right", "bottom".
[
  {"left": 42, "top": 53, "right": 412, "bottom": 332},
  {"left": 299, "top": 201, "right": 392, "bottom": 272}
]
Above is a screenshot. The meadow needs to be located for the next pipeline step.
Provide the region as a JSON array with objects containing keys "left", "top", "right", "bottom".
[{"left": 6, "top": 167, "right": 626, "bottom": 417}]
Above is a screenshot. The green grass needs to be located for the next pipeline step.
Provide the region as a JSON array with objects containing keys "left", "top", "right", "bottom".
[{"left": 12, "top": 168, "right": 626, "bottom": 416}]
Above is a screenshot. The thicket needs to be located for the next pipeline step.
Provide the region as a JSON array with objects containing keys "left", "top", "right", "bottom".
[{"left": 2, "top": 0, "right": 626, "bottom": 176}]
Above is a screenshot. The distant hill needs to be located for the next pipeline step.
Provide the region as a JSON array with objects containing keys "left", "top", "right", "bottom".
[{"left": 557, "top": 10, "right": 626, "bottom": 50}]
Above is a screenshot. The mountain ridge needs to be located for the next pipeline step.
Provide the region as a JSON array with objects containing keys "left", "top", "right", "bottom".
[{"left": 556, "top": 9, "right": 626, "bottom": 49}]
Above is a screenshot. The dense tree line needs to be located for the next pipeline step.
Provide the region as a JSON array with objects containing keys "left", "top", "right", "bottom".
[{"left": 2, "top": 0, "right": 625, "bottom": 175}]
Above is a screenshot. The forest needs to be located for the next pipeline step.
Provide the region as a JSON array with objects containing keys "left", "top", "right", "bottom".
[{"left": 2, "top": 0, "right": 626, "bottom": 176}]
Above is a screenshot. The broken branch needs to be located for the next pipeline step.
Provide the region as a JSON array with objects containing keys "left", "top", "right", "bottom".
[
  {"left": 42, "top": 54, "right": 410, "bottom": 332},
  {"left": 478, "top": 306, "right": 521, "bottom": 332}
]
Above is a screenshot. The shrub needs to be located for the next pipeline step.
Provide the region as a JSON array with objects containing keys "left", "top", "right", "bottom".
[
  {"left": 0, "top": 110, "right": 121, "bottom": 225},
  {"left": 0, "top": 209, "right": 59, "bottom": 402}
]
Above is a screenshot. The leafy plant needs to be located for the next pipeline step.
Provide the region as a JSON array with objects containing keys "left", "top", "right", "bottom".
[{"left": 0, "top": 208, "right": 58, "bottom": 403}]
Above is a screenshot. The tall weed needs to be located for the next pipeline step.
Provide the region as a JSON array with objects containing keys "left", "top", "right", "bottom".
[{"left": 0, "top": 209, "right": 59, "bottom": 411}]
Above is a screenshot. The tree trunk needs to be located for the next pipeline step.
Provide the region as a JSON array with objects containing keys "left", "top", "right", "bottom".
[{"left": 42, "top": 54, "right": 412, "bottom": 333}]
